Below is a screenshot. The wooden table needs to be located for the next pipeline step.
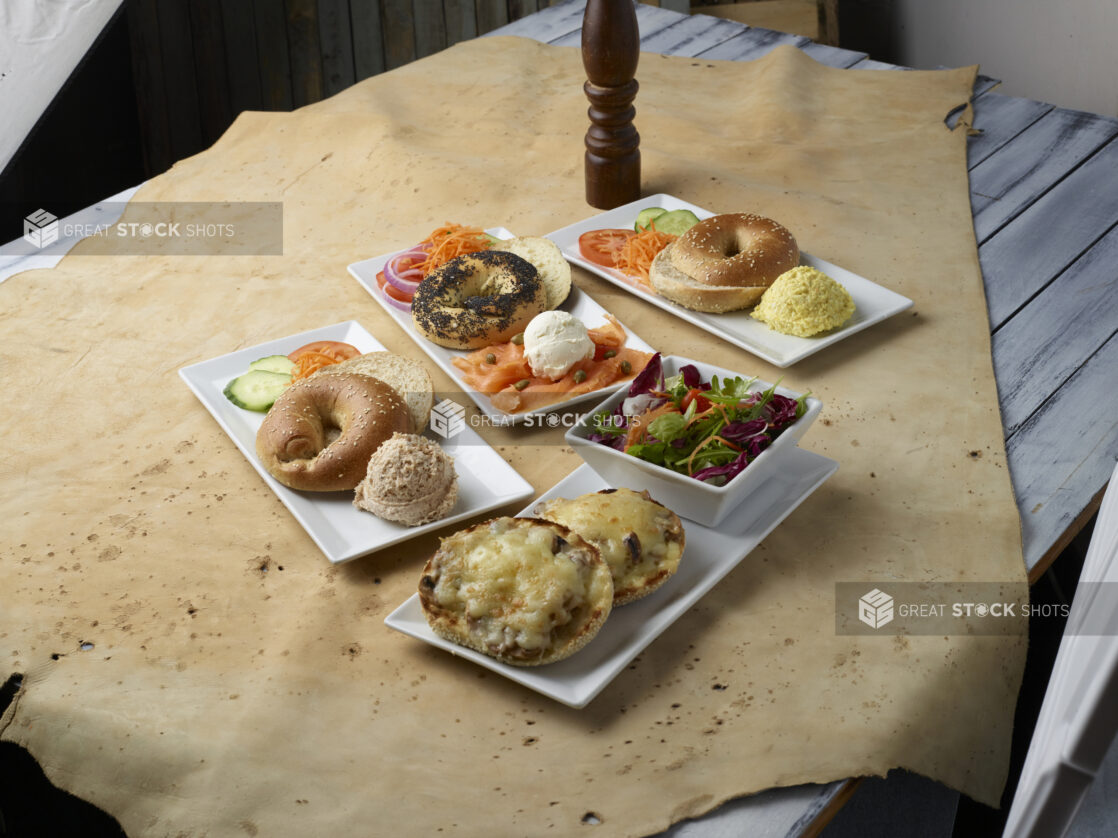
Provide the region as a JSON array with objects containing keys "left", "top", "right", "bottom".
[
  {"left": 493, "top": 2, "right": 1118, "bottom": 834},
  {"left": 1, "top": 4, "right": 1114, "bottom": 835}
]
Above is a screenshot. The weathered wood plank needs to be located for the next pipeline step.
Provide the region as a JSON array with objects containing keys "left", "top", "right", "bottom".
[
  {"left": 610, "top": 779, "right": 850, "bottom": 838},
  {"left": 993, "top": 221, "right": 1118, "bottom": 437},
  {"left": 127, "top": 0, "right": 173, "bottom": 174},
  {"left": 220, "top": 0, "right": 264, "bottom": 114},
  {"left": 476, "top": 0, "right": 510, "bottom": 35},
  {"left": 413, "top": 0, "right": 449, "bottom": 57},
  {"left": 798, "top": 40, "right": 866, "bottom": 69},
  {"left": 547, "top": 28, "right": 581, "bottom": 46},
  {"left": 351, "top": 0, "right": 387, "bottom": 80},
  {"left": 966, "top": 92, "right": 1053, "bottom": 169},
  {"left": 548, "top": 2, "right": 682, "bottom": 47},
  {"left": 253, "top": 0, "right": 294, "bottom": 109},
  {"left": 979, "top": 136, "right": 1118, "bottom": 328},
  {"left": 156, "top": 0, "right": 204, "bottom": 160},
  {"left": 443, "top": 0, "right": 479, "bottom": 45},
  {"left": 818, "top": 0, "right": 839, "bottom": 47},
  {"left": 189, "top": 0, "right": 234, "bottom": 146},
  {"left": 286, "top": 0, "right": 324, "bottom": 106},
  {"left": 846, "top": 57, "right": 900, "bottom": 71},
  {"left": 1007, "top": 330, "right": 1118, "bottom": 572},
  {"left": 933, "top": 67, "right": 1000, "bottom": 99},
  {"left": 632, "top": 2, "right": 689, "bottom": 38},
  {"left": 693, "top": 26, "right": 809, "bottom": 62},
  {"left": 485, "top": 0, "right": 584, "bottom": 41},
  {"left": 970, "top": 108, "right": 1118, "bottom": 243},
  {"left": 637, "top": 14, "right": 745, "bottom": 58},
  {"left": 508, "top": 0, "right": 542, "bottom": 24},
  {"left": 318, "top": 0, "right": 356, "bottom": 95},
  {"left": 971, "top": 74, "right": 999, "bottom": 98},
  {"left": 381, "top": 0, "right": 418, "bottom": 69}
]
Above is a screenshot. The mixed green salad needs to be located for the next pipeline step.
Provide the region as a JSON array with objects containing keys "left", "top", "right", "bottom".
[{"left": 588, "top": 354, "right": 807, "bottom": 485}]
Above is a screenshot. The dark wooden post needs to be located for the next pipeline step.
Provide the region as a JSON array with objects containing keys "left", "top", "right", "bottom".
[{"left": 582, "top": 0, "right": 641, "bottom": 209}]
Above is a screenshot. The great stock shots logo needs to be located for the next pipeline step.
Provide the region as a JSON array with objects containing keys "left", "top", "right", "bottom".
[
  {"left": 858, "top": 588, "right": 895, "bottom": 629},
  {"left": 836, "top": 582, "right": 1050, "bottom": 635},
  {"left": 429, "top": 399, "right": 467, "bottom": 439},
  {"left": 3, "top": 202, "right": 284, "bottom": 257},
  {"left": 23, "top": 208, "right": 58, "bottom": 249}
]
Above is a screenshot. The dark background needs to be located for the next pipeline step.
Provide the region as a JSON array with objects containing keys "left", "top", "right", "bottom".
[{"left": 0, "top": 0, "right": 893, "bottom": 243}]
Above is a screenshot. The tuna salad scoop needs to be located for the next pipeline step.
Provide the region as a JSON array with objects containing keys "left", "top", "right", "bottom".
[{"left": 353, "top": 433, "right": 458, "bottom": 526}]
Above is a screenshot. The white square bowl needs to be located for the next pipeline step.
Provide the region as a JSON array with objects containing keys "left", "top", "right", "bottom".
[{"left": 565, "top": 355, "right": 822, "bottom": 527}]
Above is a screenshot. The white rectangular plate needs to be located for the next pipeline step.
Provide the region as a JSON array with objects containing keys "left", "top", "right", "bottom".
[
  {"left": 179, "top": 321, "right": 534, "bottom": 564},
  {"left": 384, "top": 447, "right": 838, "bottom": 708},
  {"left": 546, "top": 194, "right": 914, "bottom": 368},
  {"left": 348, "top": 228, "right": 656, "bottom": 425}
]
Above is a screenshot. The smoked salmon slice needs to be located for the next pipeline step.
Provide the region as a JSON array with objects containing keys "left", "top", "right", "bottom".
[{"left": 451, "top": 315, "right": 653, "bottom": 414}]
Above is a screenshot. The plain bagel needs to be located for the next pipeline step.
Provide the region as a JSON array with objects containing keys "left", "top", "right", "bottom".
[
  {"left": 255, "top": 372, "right": 410, "bottom": 492},
  {"left": 671, "top": 213, "right": 799, "bottom": 288},
  {"left": 411, "top": 250, "right": 548, "bottom": 349},
  {"left": 650, "top": 245, "right": 769, "bottom": 313}
]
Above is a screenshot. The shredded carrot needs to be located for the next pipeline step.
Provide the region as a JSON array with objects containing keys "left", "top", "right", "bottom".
[
  {"left": 624, "top": 402, "right": 681, "bottom": 450},
  {"left": 615, "top": 227, "right": 677, "bottom": 286},
  {"left": 415, "top": 223, "right": 493, "bottom": 275},
  {"left": 291, "top": 351, "right": 342, "bottom": 382}
]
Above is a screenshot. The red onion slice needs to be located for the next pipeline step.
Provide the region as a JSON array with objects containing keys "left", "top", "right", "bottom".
[
  {"left": 379, "top": 280, "right": 413, "bottom": 312},
  {"left": 383, "top": 249, "right": 426, "bottom": 295}
]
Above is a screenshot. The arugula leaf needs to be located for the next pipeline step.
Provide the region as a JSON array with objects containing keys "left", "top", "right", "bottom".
[
  {"left": 721, "top": 375, "right": 757, "bottom": 401},
  {"left": 704, "top": 374, "right": 757, "bottom": 406},
  {"left": 591, "top": 410, "right": 626, "bottom": 437}
]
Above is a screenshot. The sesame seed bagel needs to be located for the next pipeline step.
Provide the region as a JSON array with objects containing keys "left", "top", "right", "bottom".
[
  {"left": 411, "top": 250, "right": 549, "bottom": 350},
  {"left": 650, "top": 245, "right": 769, "bottom": 313},
  {"left": 661, "top": 213, "right": 799, "bottom": 312},
  {"left": 255, "top": 372, "right": 410, "bottom": 492}
]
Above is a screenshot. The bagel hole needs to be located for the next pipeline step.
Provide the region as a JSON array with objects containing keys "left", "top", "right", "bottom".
[
  {"left": 723, "top": 243, "right": 741, "bottom": 257},
  {"left": 324, "top": 424, "right": 342, "bottom": 445}
]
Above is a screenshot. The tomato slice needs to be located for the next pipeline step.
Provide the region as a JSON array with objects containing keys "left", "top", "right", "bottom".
[
  {"left": 287, "top": 340, "right": 361, "bottom": 363},
  {"left": 579, "top": 229, "right": 636, "bottom": 268},
  {"left": 681, "top": 388, "right": 712, "bottom": 413},
  {"left": 375, "top": 270, "right": 415, "bottom": 304}
]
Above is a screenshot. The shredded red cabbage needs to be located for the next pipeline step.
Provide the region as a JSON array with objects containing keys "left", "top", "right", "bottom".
[{"left": 627, "top": 352, "right": 663, "bottom": 396}]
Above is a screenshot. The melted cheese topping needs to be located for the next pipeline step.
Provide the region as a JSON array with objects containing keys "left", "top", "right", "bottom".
[
  {"left": 432, "top": 518, "right": 594, "bottom": 654},
  {"left": 537, "top": 489, "right": 683, "bottom": 594}
]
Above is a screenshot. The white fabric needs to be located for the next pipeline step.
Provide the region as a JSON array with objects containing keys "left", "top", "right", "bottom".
[{"left": 0, "top": 0, "right": 123, "bottom": 173}]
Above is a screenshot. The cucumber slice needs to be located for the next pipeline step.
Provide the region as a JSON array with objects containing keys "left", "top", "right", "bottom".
[
  {"left": 249, "top": 354, "right": 297, "bottom": 375},
  {"left": 223, "top": 370, "right": 291, "bottom": 411},
  {"left": 651, "top": 209, "right": 701, "bottom": 236},
  {"left": 635, "top": 207, "right": 667, "bottom": 231}
]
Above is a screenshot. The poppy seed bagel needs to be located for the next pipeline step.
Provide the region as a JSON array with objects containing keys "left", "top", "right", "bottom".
[{"left": 411, "top": 250, "right": 548, "bottom": 349}]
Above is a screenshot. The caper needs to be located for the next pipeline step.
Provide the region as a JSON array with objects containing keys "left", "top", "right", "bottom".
[
  {"left": 511, "top": 333, "right": 524, "bottom": 345},
  {"left": 573, "top": 369, "right": 587, "bottom": 384},
  {"left": 514, "top": 378, "right": 530, "bottom": 390},
  {"left": 620, "top": 360, "right": 632, "bottom": 374},
  {"left": 603, "top": 349, "right": 617, "bottom": 359},
  {"left": 485, "top": 352, "right": 497, "bottom": 364}
]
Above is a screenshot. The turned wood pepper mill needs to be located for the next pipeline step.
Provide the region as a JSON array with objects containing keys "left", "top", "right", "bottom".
[{"left": 582, "top": 0, "right": 641, "bottom": 209}]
